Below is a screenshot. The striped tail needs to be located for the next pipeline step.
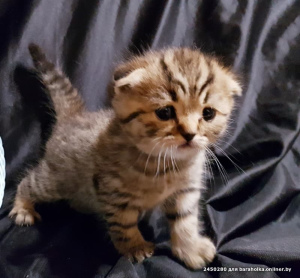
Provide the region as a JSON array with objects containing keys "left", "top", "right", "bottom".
[{"left": 28, "top": 43, "right": 84, "bottom": 118}]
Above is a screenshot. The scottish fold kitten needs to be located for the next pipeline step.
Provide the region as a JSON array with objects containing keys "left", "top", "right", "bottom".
[{"left": 9, "top": 44, "right": 241, "bottom": 269}]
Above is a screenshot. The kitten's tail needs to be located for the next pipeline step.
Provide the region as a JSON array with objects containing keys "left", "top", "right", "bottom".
[{"left": 28, "top": 43, "right": 84, "bottom": 118}]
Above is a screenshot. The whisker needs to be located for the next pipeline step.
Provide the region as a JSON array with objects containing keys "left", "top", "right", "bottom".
[
  {"left": 166, "top": 147, "right": 172, "bottom": 176},
  {"left": 214, "top": 137, "right": 244, "bottom": 156},
  {"left": 163, "top": 146, "right": 168, "bottom": 179},
  {"left": 205, "top": 129, "right": 246, "bottom": 162},
  {"left": 205, "top": 146, "right": 228, "bottom": 185},
  {"left": 170, "top": 146, "right": 176, "bottom": 175},
  {"left": 204, "top": 151, "right": 215, "bottom": 186},
  {"left": 211, "top": 143, "right": 246, "bottom": 175},
  {"left": 155, "top": 143, "right": 165, "bottom": 178},
  {"left": 172, "top": 147, "right": 180, "bottom": 172},
  {"left": 144, "top": 140, "right": 161, "bottom": 175}
]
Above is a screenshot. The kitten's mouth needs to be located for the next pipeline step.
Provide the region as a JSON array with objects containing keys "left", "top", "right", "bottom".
[{"left": 178, "top": 142, "right": 195, "bottom": 149}]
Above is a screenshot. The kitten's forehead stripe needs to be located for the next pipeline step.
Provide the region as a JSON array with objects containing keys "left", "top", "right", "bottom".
[
  {"left": 172, "top": 79, "right": 187, "bottom": 95},
  {"left": 193, "top": 73, "right": 201, "bottom": 94},
  {"left": 204, "top": 55, "right": 213, "bottom": 69},
  {"left": 203, "top": 90, "right": 210, "bottom": 104},
  {"left": 160, "top": 56, "right": 188, "bottom": 99},
  {"left": 198, "top": 72, "right": 214, "bottom": 97},
  {"left": 169, "top": 89, "right": 178, "bottom": 102},
  {"left": 192, "top": 85, "right": 197, "bottom": 95},
  {"left": 160, "top": 57, "right": 172, "bottom": 83},
  {"left": 160, "top": 58, "right": 178, "bottom": 101}
]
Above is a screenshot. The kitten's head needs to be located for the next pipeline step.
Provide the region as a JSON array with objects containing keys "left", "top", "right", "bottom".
[{"left": 112, "top": 48, "right": 241, "bottom": 160}]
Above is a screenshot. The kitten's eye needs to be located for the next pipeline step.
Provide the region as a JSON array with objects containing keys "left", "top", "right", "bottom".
[
  {"left": 155, "top": 106, "right": 176, "bottom": 121},
  {"left": 203, "top": 107, "right": 216, "bottom": 121}
]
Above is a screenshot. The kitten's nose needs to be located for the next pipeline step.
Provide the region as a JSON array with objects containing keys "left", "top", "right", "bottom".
[{"left": 181, "top": 133, "right": 195, "bottom": 142}]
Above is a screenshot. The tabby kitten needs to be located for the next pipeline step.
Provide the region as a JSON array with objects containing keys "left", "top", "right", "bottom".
[{"left": 9, "top": 44, "right": 241, "bottom": 269}]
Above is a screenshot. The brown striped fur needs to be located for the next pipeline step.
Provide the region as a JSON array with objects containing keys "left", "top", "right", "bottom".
[{"left": 9, "top": 44, "right": 241, "bottom": 269}]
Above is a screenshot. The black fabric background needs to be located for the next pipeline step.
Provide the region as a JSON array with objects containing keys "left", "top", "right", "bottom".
[{"left": 0, "top": 1, "right": 300, "bottom": 277}]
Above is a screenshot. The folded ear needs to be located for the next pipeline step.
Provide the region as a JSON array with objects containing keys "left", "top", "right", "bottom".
[
  {"left": 230, "top": 78, "right": 242, "bottom": 96},
  {"left": 113, "top": 65, "right": 131, "bottom": 81},
  {"left": 114, "top": 68, "right": 148, "bottom": 92},
  {"left": 225, "top": 71, "right": 242, "bottom": 96}
]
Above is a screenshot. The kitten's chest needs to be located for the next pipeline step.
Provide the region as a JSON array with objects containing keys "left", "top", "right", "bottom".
[{"left": 123, "top": 173, "right": 189, "bottom": 210}]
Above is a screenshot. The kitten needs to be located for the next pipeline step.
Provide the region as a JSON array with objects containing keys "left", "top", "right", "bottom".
[{"left": 9, "top": 44, "right": 241, "bottom": 269}]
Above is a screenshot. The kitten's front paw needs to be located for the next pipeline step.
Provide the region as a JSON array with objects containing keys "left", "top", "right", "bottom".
[
  {"left": 9, "top": 207, "right": 41, "bottom": 226},
  {"left": 172, "top": 236, "right": 216, "bottom": 269},
  {"left": 121, "top": 241, "right": 155, "bottom": 263}
]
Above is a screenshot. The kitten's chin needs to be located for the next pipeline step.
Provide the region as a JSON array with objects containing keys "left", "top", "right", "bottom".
[{"left": 175, "top": 144, "right": 202, "bottom": 159}]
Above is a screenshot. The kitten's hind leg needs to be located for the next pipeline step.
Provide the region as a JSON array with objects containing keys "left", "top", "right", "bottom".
[{"left": 9, "top": 165, "right": 61, "bottom": 226}]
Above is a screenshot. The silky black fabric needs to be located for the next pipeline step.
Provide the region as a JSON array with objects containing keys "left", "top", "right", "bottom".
[{"left": 0, "top": 1, "right": 300, "bottom": 277}]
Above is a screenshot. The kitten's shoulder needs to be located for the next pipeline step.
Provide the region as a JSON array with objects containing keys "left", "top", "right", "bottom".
[{"left": 85, "top": 108, "right": 115, "bottom": 131}]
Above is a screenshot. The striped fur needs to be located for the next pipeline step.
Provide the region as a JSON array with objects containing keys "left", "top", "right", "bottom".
[
  {"left": 9, "top": 45, "right": 241, "bottom": 269},
  {"left": 28, "top": 44, "right": 84, "bottom": 118}
]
